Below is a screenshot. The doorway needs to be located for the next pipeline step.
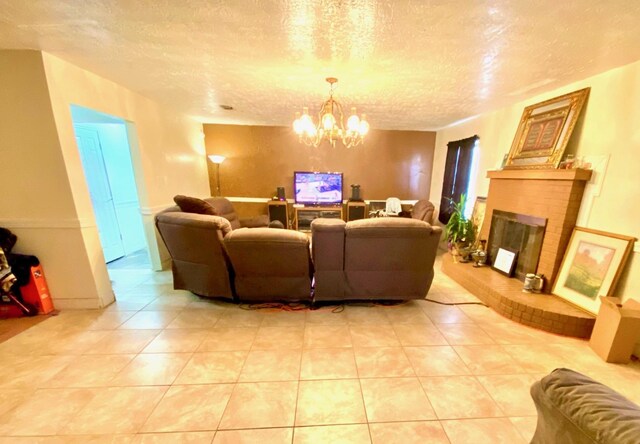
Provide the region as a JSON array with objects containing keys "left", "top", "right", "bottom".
[{"left": 71, "top": 105, "right": 150, "bottom": 270}]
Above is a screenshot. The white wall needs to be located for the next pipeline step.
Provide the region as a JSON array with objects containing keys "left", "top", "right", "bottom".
[
  {"left": 430, "top": 59, "right": 640, "bottom": 353},
  {"left": 0, "top": 50, "right": 210, "bottom": 309}
]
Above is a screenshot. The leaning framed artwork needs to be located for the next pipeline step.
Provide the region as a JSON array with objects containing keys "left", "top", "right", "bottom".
[
  {"left": 552, "top": 227, "right": 635, "bottom": 315},
  {"left": 504, "top": 88, "right": 590, "bottom": 169}
]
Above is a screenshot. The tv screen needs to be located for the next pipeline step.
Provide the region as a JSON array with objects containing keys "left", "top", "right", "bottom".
[{"left": 294, "top": 171, "right": 343, "bottom": 205}]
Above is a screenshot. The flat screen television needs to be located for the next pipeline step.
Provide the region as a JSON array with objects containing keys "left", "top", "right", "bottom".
[{"left": 294, "top": 171, "right": 343, "bottom": 205}]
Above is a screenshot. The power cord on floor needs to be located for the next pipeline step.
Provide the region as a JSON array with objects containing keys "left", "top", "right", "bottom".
[{"left": 424, "top": 298, "right": 488, "bottom": 307}]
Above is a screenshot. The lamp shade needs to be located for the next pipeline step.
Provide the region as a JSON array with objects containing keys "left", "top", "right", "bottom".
[{"left": 208, "top": 155, "right": 226, "bottom": 164}]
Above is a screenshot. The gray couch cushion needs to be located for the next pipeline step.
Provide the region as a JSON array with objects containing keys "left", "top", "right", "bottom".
[{"left": 531, "top": 368, "right": 640, "bottom": 444}]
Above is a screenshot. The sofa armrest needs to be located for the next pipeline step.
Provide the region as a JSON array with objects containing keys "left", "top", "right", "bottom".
[
  {"left": 239, "top": 214, "right": 270, "bottom": 228},
  {"left": 531, "top": 368, "right": 640, "bottom": 444},
  {"left": 311, "top": 219, "right": 346, "bottom": 270}
]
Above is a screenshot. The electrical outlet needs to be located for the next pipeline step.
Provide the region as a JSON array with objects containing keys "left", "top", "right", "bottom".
[{"left": 634, "top": 241, "right": 640, "bottom": 253}]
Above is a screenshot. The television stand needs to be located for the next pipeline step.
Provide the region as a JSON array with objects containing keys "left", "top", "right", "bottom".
[{"left": 294, "top": 206, "right": 343, "bottom": 231}]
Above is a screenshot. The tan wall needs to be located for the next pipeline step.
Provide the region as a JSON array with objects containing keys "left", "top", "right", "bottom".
[
  {"left": 203, "top": 124, "right": 436, "bottom": 201},
  {"left": 0, "top": 50, "right": 209, "bottom": 309},
  {"left": 429, "top": 59, "right": 640, "bottom": 353}
]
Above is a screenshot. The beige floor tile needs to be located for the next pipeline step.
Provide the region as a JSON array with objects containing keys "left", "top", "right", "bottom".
[
  {"left": 197, "top": 328, "right": 257, "bottom": 352},
  {"left": 166, "top": 310, "right": 221, "bottom": 329},
  {"left": 295, "top": 379, "right": 366, "bottom": 426},
  {"left": 218, "top": 381, "right": 298, "bottom": 429},
  {"left": 383, "top": 306, "right": 433, "bottom": 324},
  {"left": 253, "top": 326, "right": 304, "bottom": 349},
  {"left": 133, "top": 431, "right": 215, "bottom": 443},
  {"left": 63, "top": 386, "right": 167, "bottom": 434},
  {"left": 369, "top": 421, "right": 450, "bottom": 444},
  {"left": 44, "top": 330, "right": 112, "bottom": 355},
  {"left": 184, "top": 298, "right": 231, "bottom": 311},
  {"left": 354, "top": 347, "right": 414, "bottom": 378},
  {"left": 361, "top": 377, "right": 436, "bottom": 422},
  {"left": 453, "top": 345, "right": 524, "bottom": 375},
  {"left": 84, "top": 311, "right": 138, "bottom": 330},
  {"left": 440, "top": 418, "right": 526, "bottom": 444},
  {"left": 420, "top": 376, "right": 503, "bottom": 419},
  {"left": 420, "top": 304, "right": 472, "bottom": 324},
  {"left": 48, "top": 354, "right": 135, "bottom": 387},
  {"left": 213, "top": 428, "right": 293, "bottom": 443},
  {"left": 119, "top": 311, "right": 180, "bottom": 329},
  {"left": 142, "top": 384, "right": 234, "bottom": 432},
  {"left": 458, "top": 304, "right": 507, "bottom": 324},
  {"left": 305, "top": 309, "right": 348, "bottom": 325},
  {"left": 0, "top": 388, "right": 97, "bottom": 436},
  {"left": 260, "top": 310, "right": 307, "bottom": 327},
  {"left": 349, "top": 325, "right": 400, "bottom": 347},
  {"left": 85, "top": 330, "right": 160, "bottom": 354},
  {"left": 304, "top": 325, "right": 352, "bottom": 348},
  {"left": 435, "top": 324, "right": 495, "bottom": 345},
  {"left": 142, "top": 294, "right": 196, "bottom": 311},
  {"left": 392, "top": 324, "right": 448, "bottom": 346},
  {"left": 175, "top": 351, "right": 247, "bottom": 384},
  {"left": 215, "top": 310, "right": 264, "bottom": 328},
  {"left": 0, "top": 434, "right": 137, "bottom": 443},
  {"left": 345, "top": 306, "right": 390, "bottom": 325},
  {"left": 477, "top": 375, "right": 537, "bottom": 416},
  {"left": 300, "top": 348, "right": 358, "bottom": 380},
  {"left": 293, "top": 424, "right": 371, "bottom": 443},
  {"left": 478, "top": 322, "right": 549, "bottom": 345},
  {"left": 0, "top": 355, "right": 76, "bottom": 389},
  {"left": 509, "top": 416, "right": 538, "bottom": 442},
  {"left": 501, "top": 344, "right": 564, "bottom": 373},
  {"left": 111, "top": 353, "right": 191, "bottom": 386},
  {"left": 142, "top": 329, "right": 209, "bottom": 353},
  {"left": 239, "top": 349, "right": 301, "bottom": 382},
  {"left": 0, "top": 389, "right": 34, "bottom": 417}
]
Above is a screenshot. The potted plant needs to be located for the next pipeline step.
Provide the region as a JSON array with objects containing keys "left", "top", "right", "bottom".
[{"left": 445, "top": 194, "right": 476, "bottom": 262}]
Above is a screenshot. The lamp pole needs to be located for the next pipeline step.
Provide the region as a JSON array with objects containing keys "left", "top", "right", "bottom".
[
  {"left": 208, "top": 155, "right": 226, "bottom": 197},
  {"left": 215, "top": 163, "right": 221, "bottom": 197}
]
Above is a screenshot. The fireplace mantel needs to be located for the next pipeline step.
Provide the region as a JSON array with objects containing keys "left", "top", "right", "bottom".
[{"left": 487, "top": 168, "right": 592, "bottom": 181}]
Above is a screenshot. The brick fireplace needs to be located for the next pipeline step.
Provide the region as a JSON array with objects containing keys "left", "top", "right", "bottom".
[
  {"left": 442, "top": 168, "right": 596, "bottom": 338},
  {"left": 481, "top": 168, "right": 592, "bottom": 289}
]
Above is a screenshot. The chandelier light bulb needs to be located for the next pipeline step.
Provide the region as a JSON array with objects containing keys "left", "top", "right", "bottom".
[
  {"left": 322, "top": 112, "right": 336, "bottom": 130},
  {"left": 347, "top": 108, "right": 360, "bottom": 132},
  {"left": 293, "top": 112, "right": 303, "bottom": 134},
  {"left": 359, "top": 116, "right": 370, "bottom": 136}
]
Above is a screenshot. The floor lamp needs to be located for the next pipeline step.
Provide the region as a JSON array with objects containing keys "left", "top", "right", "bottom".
[{"left": 208, "top": 155, "right": 226, "bottom": 196}]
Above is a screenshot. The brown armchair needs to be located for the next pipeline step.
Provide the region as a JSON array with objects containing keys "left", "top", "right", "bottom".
[
  {"left": 155, "top": 197, "right": 269, "bottom": 299},
  {"left": 411, "top": 199, "right": 435, "bottom": 225}
]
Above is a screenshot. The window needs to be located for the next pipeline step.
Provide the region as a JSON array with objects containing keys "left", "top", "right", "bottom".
[{"left": 438, "top": 135, "right": 478, "bottom": 224}]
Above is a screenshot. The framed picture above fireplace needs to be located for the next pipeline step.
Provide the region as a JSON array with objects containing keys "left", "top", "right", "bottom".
[
  {"left": 504, "top": 88, "right": 590, "bottom": 170},
  {"left": 553, "top": 227, "right": 635, "bottom": 315}
]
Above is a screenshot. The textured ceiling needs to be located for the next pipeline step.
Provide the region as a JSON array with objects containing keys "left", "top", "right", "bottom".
[{"left": 1, "top": 1, "right": 640, "bottom": 130}]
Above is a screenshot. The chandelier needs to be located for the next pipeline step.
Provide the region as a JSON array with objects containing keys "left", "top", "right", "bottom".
[{"left": 293, "top": 77, "right": 369, "bottom": 148}]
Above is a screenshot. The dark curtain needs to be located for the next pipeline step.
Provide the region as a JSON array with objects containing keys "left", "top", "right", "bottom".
[{"left": 438, "top": 135, "right": 478, "bottom": 224}]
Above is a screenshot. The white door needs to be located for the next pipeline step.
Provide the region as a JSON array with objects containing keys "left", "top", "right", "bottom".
[{"left": 75, "top": 127, "right": 125, "bottom": 263}]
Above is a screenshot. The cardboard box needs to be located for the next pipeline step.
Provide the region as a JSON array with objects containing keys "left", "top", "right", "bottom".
[
  {"left": 589, "top": 296, "right": 640, "bottom": 363},
  {"left": 20, "top": 265, "right": 55, "bottom": 315}
]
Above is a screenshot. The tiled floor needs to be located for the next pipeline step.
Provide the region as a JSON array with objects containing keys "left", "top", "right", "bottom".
[{"left": 0, "top": 264, "right": 639, "bottom": 443}]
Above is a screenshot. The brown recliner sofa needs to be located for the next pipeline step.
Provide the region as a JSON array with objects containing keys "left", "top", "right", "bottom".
[
  {"left": 311, "top": 217, "right": 442, "bottom": 301},
  {"left": 156, "top": 197, "right": 314, "bottom": 302}
]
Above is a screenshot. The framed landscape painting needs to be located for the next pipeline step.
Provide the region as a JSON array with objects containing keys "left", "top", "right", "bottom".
[{"left": 553, "top": 227, "right": 635, "bottom": 314}]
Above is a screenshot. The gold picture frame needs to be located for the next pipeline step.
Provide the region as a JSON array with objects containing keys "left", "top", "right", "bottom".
[
  {"left": 505, "top": 88, "right": 590, "bottom": 169},
  {"left": 552, "top": 227, "right": 635, "bottom": 315}
]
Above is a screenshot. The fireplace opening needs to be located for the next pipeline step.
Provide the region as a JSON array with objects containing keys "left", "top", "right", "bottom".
[{"left": 487, "top": 210, "right": 547, "bottom": 280}]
